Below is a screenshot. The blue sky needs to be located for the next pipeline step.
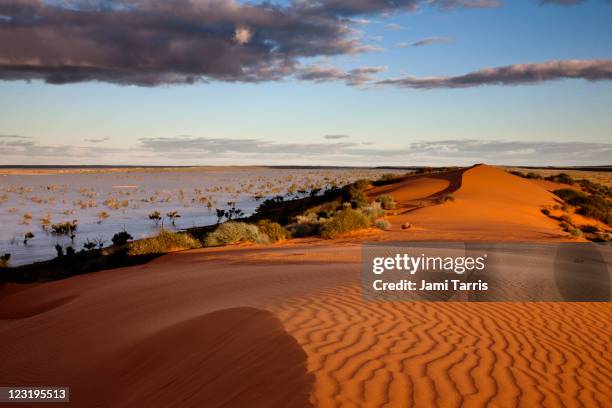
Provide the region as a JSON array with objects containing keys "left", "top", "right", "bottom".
[{"left": 0, "top": 0, "right": 611, "bottom": 166}]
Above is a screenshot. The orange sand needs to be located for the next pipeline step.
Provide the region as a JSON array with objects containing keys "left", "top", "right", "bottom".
[{"left": 0, "top": 165, "right": 610, "bottom": 407}]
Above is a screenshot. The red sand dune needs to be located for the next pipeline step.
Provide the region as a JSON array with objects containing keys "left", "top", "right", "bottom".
[
  {"left": 369, "top": 164, "right": 576, "bottom": 241},
  {"left": 1, "top": 165, "right": 610, "bottom": 407}
]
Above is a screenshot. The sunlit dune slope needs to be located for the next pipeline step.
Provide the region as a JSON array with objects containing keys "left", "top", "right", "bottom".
[
  {"left": 1, "top": 243, "right": 610, "bottom": 408},
  {"left": 369, "top": 164, "right": 568, "bottom": 241}
]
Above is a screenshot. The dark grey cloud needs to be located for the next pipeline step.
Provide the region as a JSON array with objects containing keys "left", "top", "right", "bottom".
[
  {"left": 411, "top": 36, "right": 453, "bottom": 47},
  {"left": 377, "top": 59, "right": 612, "bottom": 88},
  {"left": 0, "top": 0, "right": 502, "bottom": 86},
  {"left": 325, "top": 134, "right": 350, "bottom": 140},
  {"left": 296, "top": 65, "right": 387, "bottom": 86}
]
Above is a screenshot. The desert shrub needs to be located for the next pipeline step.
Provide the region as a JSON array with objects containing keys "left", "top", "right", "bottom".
[
  {"left": 148, "top": 211, "right": 162, "bottom": 225},
  {"left": 541, "top": 208, "right": 550, "bottom": 216},
  {"left": 586, "top": 232, "right": 611, "bottom": 242},
  {"left": 287, "top": 222, "right": 320, "bottom": 238},
  {"left": 525, "top": 172, "right": 542, "bottom": 179},
  {"left": 559, "top": 221, "right": 571, "bottom": 231},
  {"left": 553, "top": 189, "right": 587, "bottom": 206},
  {"left": 577, "top": 204, "right": 611, "bottom": 226},
  {"left": 376, "top": 195, "right": 396, "bottom": 210},
  {"left": 257, "top": 220, "right": 288, "bottom": 242},
  {"left": 83, "top": 239, "right": 97, "bottom": 251},
  {"left": 401, "top": 222, "right": 411, "bottom": 229},
  {"left": 352, "top": 179, "right": 372, "bottom": 190},
  {"left": 321, "top": 208, "right": 371, "bottom": 239},
  {"left": 374, "top": 219, "right": 391, "bottom": 231},
  {"left": 204, "top": 222, "right": 268, "bottom": 246},
  {"left": 23, "top": 231, "right": 34, "bottom": 244},
  {"left": 51, "top": 220, "right": 77, "bottom": 235},
  {"left": 345, "top": 186, "right": 368, "bottom": 209},
  {"left": 578, "top": 179, "right": 612, "bottom": 198},
  {"left": 579, "top": 225, "right": 599, "bottom": 234},
  {"left": 554, "top": 189, "right": 610, "bottom": 225},
  {"left": 509, "top": 170, "right": 525, "bottom": 177},
  {"left": 112, "top": 230, "right": 133, "bottom": 246},
  {"left": 128, "top": 229, "right": 200, "bottom": 255},
  {"left": 0, "top": 253, "right": 10, "bottom": 268},
  {"left": 568, "top": 228, "right": 582, "bottom": 238},
  {"left": 546, "top": 173, "right": 575, "bottom": 185},
  {"left": 361, "top": 202, "right": 385, "bottom": 220}
]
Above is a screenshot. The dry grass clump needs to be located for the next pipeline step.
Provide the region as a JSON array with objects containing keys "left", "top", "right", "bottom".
[
  {"left": 128, "top": 229, "right": 200, "bottom": 255},
  {"left": 376, "top": 195, "right": 396, "bottom": 210},
  {"left": 205, "top": 222, "right": 269, "bottom": 247},
  {"left": 256, "top": 220, "right": 288, "bottom": 242},
  {"left": 374, "top": 219, "right": 391, "bottom": 231},
  {"left": 321, "top": 208, "right": 371, "bottom": 239}
]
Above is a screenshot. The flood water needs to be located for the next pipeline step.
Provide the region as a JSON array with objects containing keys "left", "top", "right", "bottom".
[{"left": 0, "top": 167, "right": 397, "bottom": 266}]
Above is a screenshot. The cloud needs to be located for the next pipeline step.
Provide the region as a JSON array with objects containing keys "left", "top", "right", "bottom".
[
  {"left": 0, "top": 135, "right": 123, "bottom": 160},
  {"left": 0, "top": 0, "right": 502, "bottom": 86},
  {"left": 83, "top": 137, "right": 110, "bottom": 143},
  {"left": 296, "top": 65, "right": 387, "bottom": 86},
  {"left": 325, "top": 134, "right": 350, "bottom": 140},
  {"left": 377, "top": 59, "right": 612, "bottom": 88},
  {"left": 136, "top": 136, "right": 612, "bottom": 166},
  {"left": 411, "top": 36, "right": 453, "bottom": 47},
  {"left": 1, "top": 135, "right": 610, "bottom": 166},
  {"left": 385, "top": 23, "right": 405, "bottom": 30},
  {"left": 406, "top": 139, "right": 612, "bottom": 164}
]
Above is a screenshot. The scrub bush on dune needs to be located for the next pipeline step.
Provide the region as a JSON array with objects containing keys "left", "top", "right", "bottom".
[
  {"left": 361, "top": 202, "right": 385, "bottom": 220},
  {"left": 128, "top": 229, "right": 200, "bottom": 255},
  {"left": 374, "top": 219, "right": 391, "bottom": 231},
  {"left": 256, "top": 220, "right": 288, "bottom": 242},
  {"left": 376, "top": 195, "right": 396, "bottom": 210},
  {"left": 205, "top": 222, "right": 269, "bottom": 246},
  {"left": 0, "top": 253, "right": 10, "bottom": 269},
  {"left": 554, "top": 189, "right": 610, "bottom": 226},
  {"left": 321, "top": 208, "right": 371, "bottom": 239}
]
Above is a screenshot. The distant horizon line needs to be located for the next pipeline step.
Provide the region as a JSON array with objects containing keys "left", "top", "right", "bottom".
[{"left": 1, "top": 164, "right": 611, "bottom": 171}]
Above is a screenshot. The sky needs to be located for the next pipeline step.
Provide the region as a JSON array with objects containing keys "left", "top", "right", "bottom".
[{"left": 0, "top": 0, "right": 611, "bottom": 166}]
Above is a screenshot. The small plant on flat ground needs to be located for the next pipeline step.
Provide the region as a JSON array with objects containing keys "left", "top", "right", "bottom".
[{"left": 128, "top": 229, "right": 200, "bottom": 255}]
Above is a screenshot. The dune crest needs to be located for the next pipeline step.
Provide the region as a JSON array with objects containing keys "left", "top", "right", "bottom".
[{"left": 374, "top": 164, "right": 569, "bottom": 241}]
